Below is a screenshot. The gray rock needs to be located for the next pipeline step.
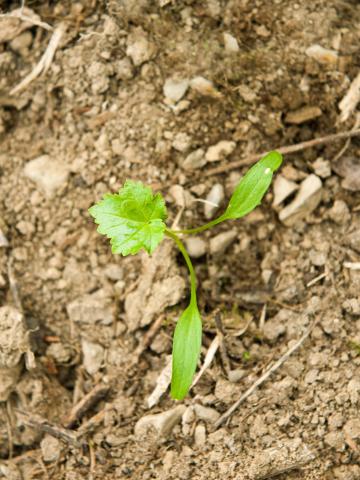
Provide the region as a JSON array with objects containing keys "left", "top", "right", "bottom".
[
  {"left": 67, "top": 291, "right": 115, "bottom": 325},
  {"left": 194, "top": 404, "right": 220, "bottom": 423},
  {"left": 285, "top": 106, "right": 322, "bottom": 124},
  {"left": 41, "top": 434, "right": 61, "bottom": 462},
  {"left": 0, "top": 229, "right": 8, "bottom": 248},
  {"left": 223, "top": 32, "right": 239, "bottom": 53},
  {"left": 328, "top": 200, "right": 350, "bottom": 225},
  {"left": 204, "top": 183, "right": 224, "bottom": 219},
  {"left": 272, "top": 174, "right": 298, "bottom": 207},
  {"left": 205, "top": 140, "right": 236, "bottom": 162},
  {"left": 24, "top": 155, "right": 69, "bottom": 198},
  {"left": 182, "top": 149, "right": 206, "bottom": 170},
  {"left": 163, "top": 78, "right": 189, "bottom": 103},
  {"left": 115, "top": 57, "right": 134, "bottom": 80},
  {"left": 185, "top": 237, "right": 207, "bottom": 258},
  {"left": 209, "top": 229, "right": 237, "bottom": 254},
  {"left": 134, "top": 405, "right": 186, "bottom": 438},
  {"left": 81, "top": 339, "right": 104, "bottom": 375},
  {"left": 313, "top": 157, "right": 331, "bottom": 178},
  {"left": 279, "top": 174, "right": 322, "bottom": 226},
  {"left": 194, "top": 424, "right": 206, "bottom": 447}
]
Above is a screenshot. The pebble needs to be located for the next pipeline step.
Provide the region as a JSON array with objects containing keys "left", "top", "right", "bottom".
[
  {"left": 185, "top": 237, "right": 207, "bottom": 258},
  {"left": 190, "top": 76, "right": 222, "bottom": 98},
  {"left": 9, "top": 31, "right": 32, "bottom": 54},
  {"left": 209, "top": 229, "right": 237, "bottom": 254},
  {"left": 343, "top": 298, "right": 360, "bottom": 315},
  {"left": 313, "top": 157, "right": 331, "bottom": 178},
  {"left": 333, "top": 156, "right": 360, "bottom": 191},
  {"left": 104, "top": 264, "right": 124, "bottom": 281},
  {"left": 194, "top": 424, "right": 206, "bottom": 447},
  {"left": 324, "top": 431, "right": 345, "bottom": 451},
  {"left": 24, "top": 155, "right": 69, "bottom": 198},
  {"left": 306, "top": 44, "right": 338, "bottom": 65},
  {"left": 182, "top": 148, "right": 206, "bottom": 170},
  {"left": 343, "top": 419, "right": 360, "bottom": 439},
  {"left": 204, "top": 183, "right": 224, "bottom": 219},
  {"left": 67, "top": 292, "right": 115, "bottom": 325},
  {"left": 194, "top": 404, "right": 220, "bottom": 423},
  {"left": 41, "top": 435, "right": 61, "bottom": 462},
  {"left": 279, "top": 174, "right": 322, "bottom": 226},
  {"left": 272, "top": 174, "right": 298, "bottom": 207},
  {"left": 182, "top": 406, "right": 195, "bottom": 436},
  {"left": 223, "top": 32, "right": 239, "bottom": 53},
  {"left": 134, "top": 405, "right": 186, "bottom": 438},
  {"left": 172, "top": 132, "right": 191, "bottom": 152},
  {"left": 327, "top": 200, "right": 350, "bottom": 225},
  {"left": 0, "top": 229, "right": 9, "bottom": 248},
  {"left": 81, "top": 339, "right": 104, "bottom": 375},
  {"left": 126, "top": 27, "right": 156, "bottom": 66},
  {"left": 115, "top": 57, "right": 134, "bottom": 80},
  {"left": 228, "top": 368, "right": 246, "bottom": 383},
  {"left": 163, "top": 78, "right": 189, "bottom": 103},
  {"left": 47, "top": 342, "right": 72, "bottom": 363},
  {"left": 205, "top": 140, "right": 236, "bottom": 162},
  {"left": 263, "top": 314, "right": 286, "bottom": 342},
  {"left": 285, "top": 106, "right": 322, "bottom": 124}
]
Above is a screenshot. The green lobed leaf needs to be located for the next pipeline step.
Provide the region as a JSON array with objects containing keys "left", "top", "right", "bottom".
[
  {"left": 222, "top": 151, "right": 282, "bottom": 220},
  {"left": 171, "top": 302, "right": 202, "bottom": 400},
  {"left": 89, "top": 180, "right": 167, "bottom": 256}
]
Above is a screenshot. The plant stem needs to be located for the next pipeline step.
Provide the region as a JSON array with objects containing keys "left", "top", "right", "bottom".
[
  {"left": 168, "top": 215, "right": 226, "bottom": 236},
  {"left": 165, "top": 229, "right": 197, "bottom": 305}
]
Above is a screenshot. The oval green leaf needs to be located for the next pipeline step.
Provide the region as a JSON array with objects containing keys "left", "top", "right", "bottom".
[
  {"left": 222, "top": 151, "right": 282, "bottom": 220},
  {"left": 171, "top": 303, "right": 202, "bottom": 400}
]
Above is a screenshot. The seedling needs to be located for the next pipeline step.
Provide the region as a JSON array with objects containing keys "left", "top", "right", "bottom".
[{"left": 89, "top": 151, "right": 282, "bottom": 400}]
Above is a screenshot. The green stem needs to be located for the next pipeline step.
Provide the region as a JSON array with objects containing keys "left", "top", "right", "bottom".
[
  {"left": 168, "top": 215, "right": 226, "bottom": 236},
  {"left": 165, "top": 228, "right": 197, "bottom": 305}
]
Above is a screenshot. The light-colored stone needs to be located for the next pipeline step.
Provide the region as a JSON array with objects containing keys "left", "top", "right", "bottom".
[
  {"left": 67, "top": 292, "right": 115, "bottom": 325},
  {"left": 209, "top": 230, "right": 237, "bottom": 254},
  {"left": 134, "top": 405, "right": 186, "bottom": 438},
  {"left": 163, "top": 78, "right": 189, "bottom": 103},
  {"left": 205, "top": 140, "right": 236, "bottom": 162},
  {"left": 204, "top": 183, "right": 224, "bottom": 219},
  {"left": 24, "top": 155, "right": 69, "bottom": 198},
  {"left": 0, "top": 229, "right": 8, "bottom": 248},
  {"left": 41, "top": 435, "right": 61, "bottom": 463},
  {"left": 223, "top": 32, "right": 239, "bottom": 52},
  {"left": 194, "top": 424, "right": 206, "bottom": 447},
  {"left": 182, "top": 148, "right": 206, "bottom": 170},
  {"left": 272, "top": 175, "right": 298, "bottom": 207},
  {"left": 344, "top": 419, "right": 360, "bottom": 439},
  {"left": 104, "top": 264, "right": 124, "bottom": 281},
  {"left": 190, "top": 76, "right": 222, "bottom": 98},
  {"left": 279, "top": 174, "right": 322, "bottom": 226},
  {"left": 172, "top": 132, "right": 191, "bottom": 152},
  {"left": 81, "top": 339, "right": 104, "bottom": 375},
  {"left": 285, "top": 106, "right": 322, "bottom": 125},
  {"left": 126, "top": 27, "right": 156, "bottom": 66},
  {"left": 185, "top": 237, "right": 207, "bottom": 258},
  {"left": 313, "top": 157, "right": 331, "bottom": 178},
  {"left": 194, "top": 404, "right": 220, "bottom": 423},
  {"left": 328, "top": 200, "right": 350, "bottom": 225},
  {"left": 306, "top": 44, "right": 338, "bottom": 65}
]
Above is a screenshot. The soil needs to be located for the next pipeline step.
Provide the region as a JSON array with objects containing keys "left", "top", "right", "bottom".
[{"left": 1, "top": 1, "right": 360, "bottom": 479}]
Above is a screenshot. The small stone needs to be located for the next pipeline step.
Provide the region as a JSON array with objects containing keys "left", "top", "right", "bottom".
[
  {"left": 182, "top": 406, "right": 195, "bottom": 436},
  {"left": 285, "top": 106, "right": 322, "bottom": 124},
  {"left": 263, "top": 315, "right": 286, "bottom": 342},
  {"left": 328, "top": 200, "right": 350, "bottom": 225},
  {"left": 190, "top": 76, "right": 222, "bottom": 98},
  {"left": 115, "top": 57, "right": 134, "bottom": 80},
  {"left": 237, "top": 84, "right": 257, "bottom": 103},
  {"left": 228, "top": 369, "right": 246, "bottom": 383},
  {"left": 313, "top": 157, "right": 331, "bottom": 178},
  {"left": 279, "top": 174, "right": 322, "bottom": 226},
  {"left": 24, "top": 155, "right": 69, "bottom": 198},
  {"left": 67, "top": 292, "right": 115, "bottom": 325},
  {"left": 205, "top": 140, "right": 236, "bottom": 162},
  {"left": 81, "top": 339, "right": 104, "bottom": 375},
  {"left": 185, "top": 237, "right": 207, "bottom": 258},
  {"left": 272, "top": 175, "right": 298, "bottom": 207},
  {"left": 134, "top": 405, "right": 186, "bottom": 438},
  {"left": 41, "top": 435, "right": 61, "bottom": 462},
  {"left": 9, "top": 31, "right": 32, "bottom": 53},
  {"left": 194, "top": 404, "right": 220, "bottom": 423},
  {"left": 194, "top": 424, "right": 206, "bottom": 447},
  {"left": 47, "top": 342, "right": 72, "bottom": 363},
  {"left": 0, "top": 229, "right": 9, "bottom": 247},
  {"left": 126, "top": 27, "right": 156, "bottom": 66},
  {"left": 169, "top": 184, "right": 186, "bottom": 208},
  {"left": 306, "top": 44, "right": 338, "bottom": 65},
  {"left": 163, "top": 78, "right": 189, "bottom": 103},
  {"left": 324, "top": 431, "right": 345, "bottom": 451},
  {"left": 209, "top": 229, "right": 237, "bottom": 254},
  {"left": 172, "top": 132, "right": 191, "bottom": 152},
  {"left": 104, "top": 264, "right": 123, "bottom": 281},
  {"left": 342, "top": 298, "right": 360, "bottom": 315},
  {"left": 223, "top": 32, "right": 239, "bottom": 53},
  {"left": 182, "top": 149, "right": 206, "bottom": 170},
  {"left": 309, "top": 249, "right": 327, "bottom": 267},
  {"left": 204, "top": 183, "right": 224, "bottom": 219},
  {"left": 343, "top": 419, "right": 360, "bottom": 439},
  {"left": 333, "top": 156, "right": 360, "bottom": 192}
]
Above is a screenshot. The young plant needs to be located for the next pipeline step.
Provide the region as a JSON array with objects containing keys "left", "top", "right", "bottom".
[{"left": 89, "top": 151, "right": 282, "bottom": 400}]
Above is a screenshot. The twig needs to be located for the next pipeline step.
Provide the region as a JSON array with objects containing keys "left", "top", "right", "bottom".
[
  {"left": 214, "top": 323, "right": 313, "bottom": 428},
  {"left": 191, "top": 335, "right": 219, "bottom": 389},
  {"left": 62, "top": 384, "right": 110, "bottom": 429},
  {"left": 7, "top": 259, "right": 22, "bottom": 312},
  {"left": 333, "top": 113, "right": 360, "bottom": 162},
  {"left": 0, "top": 11, "right": 53, "bottom": 31},
  {"left": 306, "top": 272, "right": 327, "bottom": 287},
  {"left": 259, "top": 304, "right": 267, "bottom": 331},
  {"left": 10, "top": 22, "right": 66, "bottom": 95},
  {"left": 15, "top": 410, "right": 85, "bottom": 448},
  {"left": 88, "top": 441, "right": 96, "bottom": 480},
  {"left": 214, "top": 311, "right": 232, "bottom": 376},
  {"left": 205, "top": 129, "right": 360, "bottom": 177}
]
